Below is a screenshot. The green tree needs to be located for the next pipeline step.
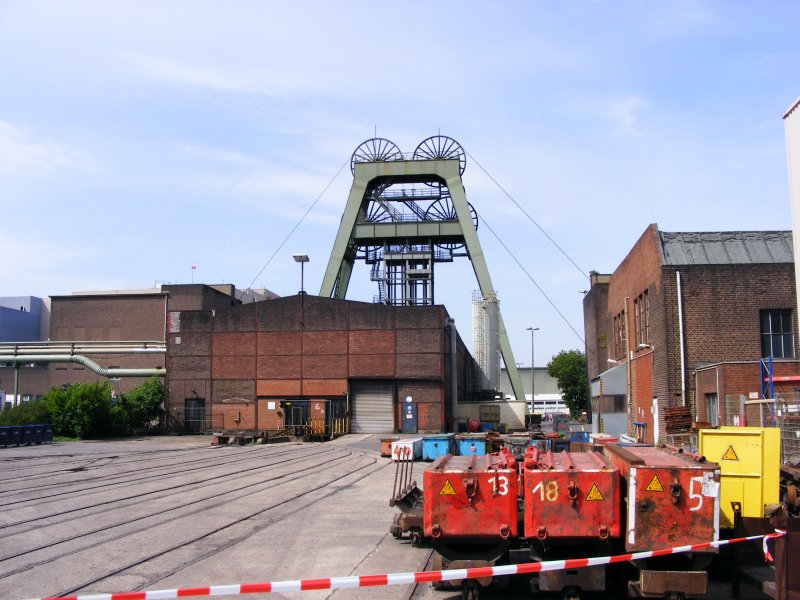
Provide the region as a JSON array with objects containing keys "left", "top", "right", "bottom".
[
  {"left": 44, "top": 382, "right": 114, "bottom": 439},
  {"left": 0, "top": 399, "right": 51, "bottom": 426},
  {"left": 119, "top": 378, "right": 165, "bottom": 431},
  {"left": 546, "top": 349, "right": 588, "bottom": 417}
]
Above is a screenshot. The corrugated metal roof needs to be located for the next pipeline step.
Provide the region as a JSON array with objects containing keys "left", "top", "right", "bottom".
[{"left": 660, "top": 230, "right": 793, "bottom": 266}]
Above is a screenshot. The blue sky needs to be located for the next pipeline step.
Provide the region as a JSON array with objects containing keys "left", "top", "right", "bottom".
[{"left": 1, "top": 1, "right": 798, "bottom": 367}]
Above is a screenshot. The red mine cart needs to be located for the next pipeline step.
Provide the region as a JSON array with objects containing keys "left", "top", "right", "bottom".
[
  {"left": 423, "top": 449, "right": 519, "bottom": 598},
  {"left": 523, "top": 447, "right": 621, "bottom": 596},
  {"left": 604, "top": 443, "right": 721, "bottom": 599}
]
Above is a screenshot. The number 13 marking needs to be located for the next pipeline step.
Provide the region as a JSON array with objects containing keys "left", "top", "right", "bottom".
[{"left": 488, "top": 475, "right": 509, "bottom": 496}]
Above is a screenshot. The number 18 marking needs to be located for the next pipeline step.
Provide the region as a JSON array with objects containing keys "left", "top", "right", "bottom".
[{"left": 531, "top": 480, "right": 559, "bottom": 501}]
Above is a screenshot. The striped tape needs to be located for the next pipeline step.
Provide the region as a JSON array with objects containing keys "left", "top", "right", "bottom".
[{"left": 30, "top": 532, "right": 783, "bottom": 600}]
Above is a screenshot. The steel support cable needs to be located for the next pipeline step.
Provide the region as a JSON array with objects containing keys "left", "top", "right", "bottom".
[
  {"left": 478, "top": 212, "right": 585, "bottom": 345},
  {"left": 466, "top": 150, "right": 589, "bottom": 280},
  {"left": 243, "top": 156, "right": 351, "bottom": 295}
]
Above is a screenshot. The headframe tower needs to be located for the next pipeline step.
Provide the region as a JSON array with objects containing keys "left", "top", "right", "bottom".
[{"left": 320, "top": 136, "right": 526, "bottom": 402}]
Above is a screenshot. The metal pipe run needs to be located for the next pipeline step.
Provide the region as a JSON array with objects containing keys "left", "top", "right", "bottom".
[
  {"left": 0, "top": 341, "right": 166, "bottom": 355},
  {"left": 0, "top": 354, "right": 165, "bottom": 378}
]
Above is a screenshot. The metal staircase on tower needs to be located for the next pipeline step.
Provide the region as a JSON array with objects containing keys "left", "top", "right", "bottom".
[{"left": 320, "top": 135, "right": 526, "bottom": 402}]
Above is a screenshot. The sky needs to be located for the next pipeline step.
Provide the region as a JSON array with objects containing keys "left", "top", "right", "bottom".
[{"left": 1, "top": 1, "right": 799, "bottom": 368}]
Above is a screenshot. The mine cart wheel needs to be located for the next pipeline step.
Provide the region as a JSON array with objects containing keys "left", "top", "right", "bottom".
[
  {"left": 563, "top": 586, "right": 580, "bottom": 600},
  {"left": 409, "top": 528, "right": 423, "bottom": 547},
  {"left": 461, "top": 580, "right": 479, "bottom": 600},
  {"left": 786, "top": 483, "right": 798, "bottom": 512}
]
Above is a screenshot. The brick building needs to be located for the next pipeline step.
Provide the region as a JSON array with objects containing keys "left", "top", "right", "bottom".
[
  {"left": 166, "top": 294, "right": 476, "bottom": 434},
  {"left": 584, "top": 224, "right": 798, "bottom": 442},
  {"left": 0, "top": 285, "right": 260, "bottom": 407}
]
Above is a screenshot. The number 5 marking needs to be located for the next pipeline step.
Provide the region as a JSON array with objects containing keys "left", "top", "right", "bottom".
[{"left": 689, "top": 476, "right": 704, "bottom": 512}]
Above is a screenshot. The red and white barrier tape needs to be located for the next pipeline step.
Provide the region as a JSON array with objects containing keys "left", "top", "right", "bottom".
[{"left": 29, "top": 532, "right": 784, "bottom": 600}]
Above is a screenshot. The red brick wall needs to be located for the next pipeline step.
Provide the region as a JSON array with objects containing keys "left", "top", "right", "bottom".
[
  {"left": 397, "top": 380, "right": 443, "bottom": 432},
  {"left": 166, "top": 296, "right": 454, "bottom": 432},
  {"left": 587, "top": 223, "right": 798, "bottom": 441}
]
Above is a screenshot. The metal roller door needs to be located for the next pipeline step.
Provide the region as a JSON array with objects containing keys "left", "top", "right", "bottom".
[{"left": 350, "top": 380, "right": 394, "bottom": 433}]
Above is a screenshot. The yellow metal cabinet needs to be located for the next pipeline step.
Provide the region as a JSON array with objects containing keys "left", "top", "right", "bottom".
[{"left": 698, "top": 426, "right": 779, "bottom": 528}]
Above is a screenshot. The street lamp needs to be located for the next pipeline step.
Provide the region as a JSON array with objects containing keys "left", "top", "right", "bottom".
[
  {"left": 293, "top": 254, "right": 309, "bottom": 294},
  {"left": 526, "top": 327, "right": 540, "bottom": 409}
]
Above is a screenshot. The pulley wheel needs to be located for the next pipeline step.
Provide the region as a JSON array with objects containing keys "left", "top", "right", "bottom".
[
  {"left": 413, "top": 135, "right": 466, "bottom": 175},
  {"left": 350, "top": 138, "right": 401, "bottom": 175}
]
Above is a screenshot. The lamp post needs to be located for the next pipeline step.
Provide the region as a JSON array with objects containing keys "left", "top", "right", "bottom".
[
  {"left": 293, "top": 254, "right": 309, "bottom": 294},
  {"left": 526, "top": 327, "right": 539, "bottom": 409}
]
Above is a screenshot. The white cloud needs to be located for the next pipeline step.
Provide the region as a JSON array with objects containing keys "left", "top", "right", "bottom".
[
  {"left": 602, "top": 95, "right": 647, "bottom": 137},
  {"left": 120, "top": 52, "right": 253, "bottom": 94},
  {"left": 0, "top": 122, "right": 96, "bottom": 174}
]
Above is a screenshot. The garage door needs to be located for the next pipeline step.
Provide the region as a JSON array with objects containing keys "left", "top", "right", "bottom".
[{"left": 350, "top": 380, "right": 394, "bottom": 433}]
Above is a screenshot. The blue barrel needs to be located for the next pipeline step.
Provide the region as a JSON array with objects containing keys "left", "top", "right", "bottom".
[
  {"left": 421, "top": 433, "right": 456, "bottom": 461},
  {"left": 455, "top": 433, "right": 487, "bottom": 456}
]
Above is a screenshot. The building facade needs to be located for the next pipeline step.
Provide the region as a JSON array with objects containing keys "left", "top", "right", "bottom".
[
  {"left": 0, "top": 285, "right": 253, "bottom": 408},
  {"left": 166, "top": 294, "right": 476, "bottom": 434},
  {"left": 584, "top": 224, "right": 798, "bottom": 442}
]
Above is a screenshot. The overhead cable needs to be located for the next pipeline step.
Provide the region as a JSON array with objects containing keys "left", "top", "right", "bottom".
[
  {"left": 243, "top": 156, "right": 350, "bottom": 295},
  {"left": 478, "top": 211, "right": 585, "bottom": 345},
  {"left": 466, "top": 150, "right": 589, "bottom": 280}
]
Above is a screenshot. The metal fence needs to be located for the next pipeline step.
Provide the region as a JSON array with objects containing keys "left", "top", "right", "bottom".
[{"left": 737, "top": 393, "right": 800, "bottom": 465}]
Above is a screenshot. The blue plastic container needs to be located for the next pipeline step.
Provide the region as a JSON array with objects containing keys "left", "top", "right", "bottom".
[
  {"left": 7, "top": 426, "right": 22, "bottom": 446},
  {"left": 552, "top": 439, "right": 571, "bottom": 453},
  {"left": 569, "top": 431, "right": 590, "bottom": 443},
  {"left": 455, "top": 433, "right": 487, "bottom": 456},
  {"left": 421, "top": 433, "right": 456, "bottom": 461}
]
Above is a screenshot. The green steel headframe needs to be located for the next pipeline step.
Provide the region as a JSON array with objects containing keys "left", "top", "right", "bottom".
[{"left": 320, "top": 136, "right": 526, "bottom": 402}]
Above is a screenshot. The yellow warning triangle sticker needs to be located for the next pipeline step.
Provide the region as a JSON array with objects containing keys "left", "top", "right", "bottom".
[
  {"left": 585, "top": 483, "right": 604, "bottom": 501},
  {"left": 439, "top": 479, "right": 456, "bottom": 496},
  {"left": 645, "top": 474, "right": 665, "bottom": 492},
  {"left": 721, "top": 445, "right": 739, "bottom": 461}
]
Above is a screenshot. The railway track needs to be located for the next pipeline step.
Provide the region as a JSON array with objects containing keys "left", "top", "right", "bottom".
[{"left": 0, "top": 440, "right": 393, "bottom": 599}]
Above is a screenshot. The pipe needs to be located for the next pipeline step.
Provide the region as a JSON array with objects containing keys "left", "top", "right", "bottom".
[
  {"left": 624, "top": 296, "right": 632, "bottom": 435},
  {"left": 0, "top": 343, "right": 166, "bottom": 355},
  {"left": 0, "top": 354, "right": 165, "bottom": 378},
  {"left": 445, "top": 318, "right": 458, "bottom": 424},
  {"left": 13, "top": 363, "right": 20, "bottom": 407},
  {"left": 677, "top": 271, "right": 686, "bottom": 407}
]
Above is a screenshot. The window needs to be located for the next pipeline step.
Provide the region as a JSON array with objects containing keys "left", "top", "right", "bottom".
[
  {"left": 706, "top": 393, "right": 719, "bottom": 427},
  {"left": 761, "top": 309, "right": 794, "bottom": 359},
  {"left": 633, "top": 290, "right": 650, "bottom": 348},
  {"left": 612, "top": 310, "right": 626, "bottom": 360}
]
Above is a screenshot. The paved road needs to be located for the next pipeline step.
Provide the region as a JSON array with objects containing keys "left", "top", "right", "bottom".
[{"left": 0, "top": 435, "right": 773, "bottom": 600}]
